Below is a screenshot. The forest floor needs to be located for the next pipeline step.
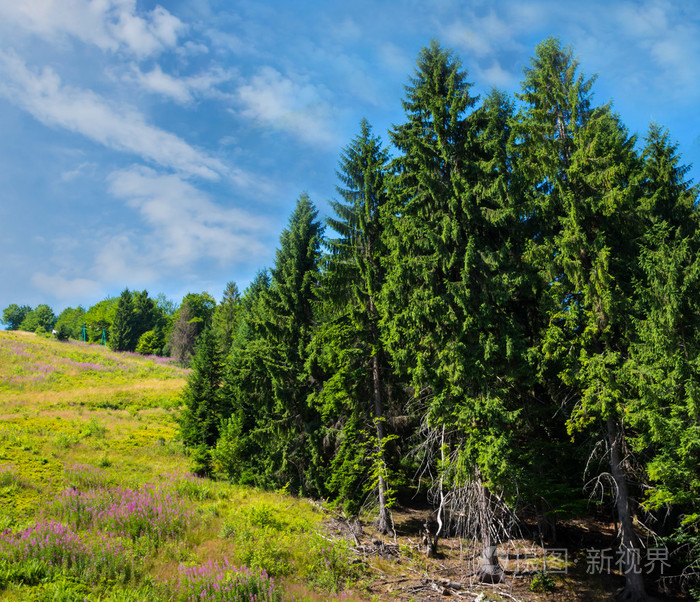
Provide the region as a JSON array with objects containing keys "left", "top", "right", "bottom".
[{"left": 330, "top": 504, "right": 689, "bottom": 601}]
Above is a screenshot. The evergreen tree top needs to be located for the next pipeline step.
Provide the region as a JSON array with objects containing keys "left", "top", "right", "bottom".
[
  {"left": 518, "top": 37, "right": 596, "bottom": 134},
  {"left": 271, "top": 193, "right": 323, "bottom": 289},
  {"left": 392, "top": 40, "right": 477, "bottom": 155}
]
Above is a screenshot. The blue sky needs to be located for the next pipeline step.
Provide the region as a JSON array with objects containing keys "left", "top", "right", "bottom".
[{"left": 1, "top": 0, "right": 699, "bottom": 315}]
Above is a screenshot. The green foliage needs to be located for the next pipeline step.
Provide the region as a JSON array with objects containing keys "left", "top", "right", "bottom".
[
  {"left": 218, "top": 496, "right": 361, "bottom": 591},
  {"left": 212, "top": 281, "right": 242, "bottom": 355},
  {"left": 2, "top": 304, "right": 32, "bottom": 330},
  {"left": 168, "top": 305, "right": 198, "bottom": 365},
  {"left": 516, "top": 37, "right": 595, "bottom": 182},
  {"left": 214, "top": 275, "right": 274, "bottom": 487},
  {"left": 108, "top": 290, "right": 167, "bottom": 353},
  {"left": 7, "top": 36, "right": 700, "bottom": 598},
  {"left": 380, "top": 43, "right": 536, "bottom": 558},
  {"left": 135, "top": 330, "right": 160, "bottom": 355},
  {"left": 0, "top": 558, "right": 48, "bottom": 588},
  {"left": 182, "top": 291, "right": 216, "bottom": 324},
  {"left": 167, "top": 292, "right": 216, "bottom": 365},
  {"left": 310, "top": 119, "right": 402, "bottom": 526},
  {"left": 516, "top": 38, "right": 676, "bottom": 598},
  {"left": 109, "top": 289, "right": 135, "bottom": 352},
  {"left": 82, "top": 297, "right": 118, "bottom": 341},
  {"left": 529, "top": 570, "right": 556, "bottom": 592},
  {"left": 19, "top": 304, "right": 56, "bottom": 334},
  {"left": 188, "top": 444, "right": 213, "bottom": 477},
  {"left": 620, "top": 125, "right": 700, "bottom": 591},
  {"left": 54, "top": 323, "right": 71, "bottom": 341},
  {"left": 1, "top": 332, "right": 364, "bottom": 600},
  {"left": 54, "top": 306, "right": 86, "bottom": 340},
  {"left": 179, "top": 327, "right": 225, "bottom": 474},
  {"left": 164, "top": 560, "right": 281, "bottom": 601},
  {"left": 0, "top": 464, "right": 24, "bottom": 490},
  {"left": 81, "top": 419, "right": 107, "bottom": 439},
  {"left": 221, "top": 194, "right": 325, "bottom": 496}
]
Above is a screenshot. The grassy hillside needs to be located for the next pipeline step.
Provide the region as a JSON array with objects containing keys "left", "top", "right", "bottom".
[{"left": 0, "top": 331, "right": 360, "bottom": 601}]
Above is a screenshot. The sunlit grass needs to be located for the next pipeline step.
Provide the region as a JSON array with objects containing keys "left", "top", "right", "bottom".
[
  {"left": 0, "top": 329, "right": 185, "bottom": 374},
  {"left": 0, "top": 331, "right": 362, "bottom": 601}
]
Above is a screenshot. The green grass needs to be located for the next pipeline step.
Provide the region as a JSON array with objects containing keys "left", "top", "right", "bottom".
[{"left": 0, "top": 331, "right": 363, "bottom": 601}]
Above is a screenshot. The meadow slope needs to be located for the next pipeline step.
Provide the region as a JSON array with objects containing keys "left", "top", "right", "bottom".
[{"left": 0, "top": 331, "right": 360, "bottom": 601}]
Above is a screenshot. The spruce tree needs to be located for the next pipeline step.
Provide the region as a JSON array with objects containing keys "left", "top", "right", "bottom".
[
  {"left": 179, "top": 326, "right": 225, "bottom": 475},
  {"left": 311, "top": 119, "right": 398, "bottom": 531},
  {"left": 518, "top": 38, "right": 648, "bottom": 600},
  {"left": 382, "top": 42, "right": 527, "bottom": 578},
  {"left": 109, "top": 289, "right": 135, "bottom": 352},
  {"left": 214, "top": 271, "right": 274, "bottom": 485},
  {"left": 266, "top": 194, "right": 325, "bottom": 495},
  {"left": 220, "top": 196, "right": 324, "bottom": 495},
  {"left": 131, "top": 290, "right": 158, "bottom": 345},
  {"left": 212, "top": 282, "right": 242, "bottom": 355},
  {"left": 625, "top": 125, "right": 700, "bottom": 592}
]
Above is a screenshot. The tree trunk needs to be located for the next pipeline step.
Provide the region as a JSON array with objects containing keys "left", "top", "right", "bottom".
[
  {"left": 428, "top": 426, "right": 446, "bottom": 556},
  {"left": 371, "top": 318, "right": 391, "bottom": 534},
  {"left": 607, "top": 417, "right": 648, "bottom": 602},
  {"left": 476, "top": 479, "right": 504, "bottom": 583}
]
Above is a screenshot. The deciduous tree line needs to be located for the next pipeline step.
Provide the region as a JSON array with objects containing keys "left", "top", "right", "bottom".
[{"left": 2, "top": 286, "right": 240, "bottom": 364}]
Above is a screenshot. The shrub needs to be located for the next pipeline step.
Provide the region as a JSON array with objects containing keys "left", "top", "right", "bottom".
[
  {"left": 530, "top": 570, "right": 556, "bottom": 592},
  {"left": 54, "top": 324, "right": 71, "bottom": 341},
  {"left": 0, "top": 558, "right": 48, "bottom": 588},
  {"left": 218, "top": 500, "right": 360, "bottom": 590},
  {"left": 81, "top": 419, "right": 107, "bottom": 439},
  {"left": 135, "top": 330, "right": 161, "bottom": 356},
  {"left": 167, "top": 472, "right": 216, "bottom": 501}
]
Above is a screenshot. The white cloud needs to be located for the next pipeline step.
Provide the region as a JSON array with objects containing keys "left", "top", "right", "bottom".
[
  {"left": 31, "top": 272, "right": 103, "bottom": 301},
  {"left": 597, "top": 0, "right": 700, "bottom": 104},
  {"left": 235, "top": 66, "right": 339, "bottom": 147},
  {"left": 205, "top": 29, "right": 247, "bottom": 55},
  {"left": 443, "top": 14, "right": 509, "bottom": 59},
  {"left": 92, "top": 232, "right": 160, "bottom": 284},
  {"left": 177, "top": 40, "right": 210, "bottom": 57},
  {"left": 378, "top": 42, "right": 413, "bottom": 76},
  {"left": 28, "top": 229, "right": 158, "bottom": 300},
  {"left": 108, "top": 165, "right": 268, "bottom": 268},
  {"left": 60, "top": 161, "right": 98, "bottom": 182},
  {"left": 616, "top": 1, "right": 670, "bottom": 40},
  {"left": 124, "top": 63, "right": 233, "bottom": 105},
  {"left": 477, "top": 60, "right": 517, "bottom": 89},
  {"left": 331, "top": 18, "right": 362, "bottom": 42},
  {"left": 0, "top": 50, "right": 224, "bottom": 179},
  {"left": 427, "top": 0, "right": 700, "bottom": 106},
  {"left": 436, "top": 8, "right": 532, "bottom": 89},
  {"left": 0, "top": 0, "right": 185, "bottom": 58},
  {"left": 30, "top": 166, "right": 271, "bottom": 300},
  {"left": 440, "top": 8, "right": 530, "bottom": 57}
]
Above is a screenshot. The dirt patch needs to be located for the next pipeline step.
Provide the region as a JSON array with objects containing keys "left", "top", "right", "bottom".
[{"left": 327, "top": 507, "right": 691, "bottom": 601}]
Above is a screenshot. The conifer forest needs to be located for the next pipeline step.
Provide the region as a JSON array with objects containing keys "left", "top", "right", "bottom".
[{"left": 4, "top": 38, "right": 700, "bottom": 601}]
